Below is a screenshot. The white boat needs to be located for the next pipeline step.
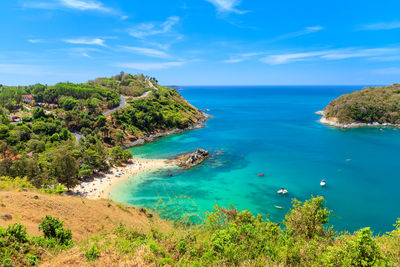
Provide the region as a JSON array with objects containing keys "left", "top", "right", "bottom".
[
  {"left": 277, "top": 188, "right": 288, "bottom": 194},
  {"left": 320, "top": 179, "right": 326, "bottom": 187}
]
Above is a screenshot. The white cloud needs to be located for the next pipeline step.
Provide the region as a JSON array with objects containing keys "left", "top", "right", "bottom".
[
  {"left": 374, "top": 68, "right": 400, "bottom": 75},
  {"left": 205, "top": 0, "right": 247, "bottom": 14},
  {"left": 128, "top": 16, "right": 180, "bottom": 39},
  {"left": 362, "top": 21, "right": 400, "bottom": 30},
  {"left": 261, "top": 51, "right": 326, "bottom": 65},
  {"left": 59, "top": 0, "right": 109, "bottom": 11},
  {"left": 23, "top": 0, "right": 121, "bottom": 15},
  {"left": 22, "top": 2, "right": 58, "bottom": 9},
  {"left": 119, "top": 46, "right": 169, "bottom": 58},
  {"left": 320, "top": 48, "right": 396, "bottom": 60},
  {"left": 272, "top": 26, "right": 324, "bottom": 41},
  {"left": 28, "top": 39, "right": 43, "bottom": 43},
  {"left": 223, "top": 58, "right": 244, "bottom": 63},
  {"left": 59, "top": 47, "right": 102, "bottom": 58},
  {"left": 0, "top": 64, "right": 50, "bottom": 75},
  {"left": 63, "top": 38, "right": 106, "bottom": 46},
  {"left": 116, "top": 61, "right": 185, "bottom": 71},
  {"left": 223, "top": 52, "right": 263, "bottom": 63},
  {"left": 260, "top": 47, "right": 400, "bottom": 65}
]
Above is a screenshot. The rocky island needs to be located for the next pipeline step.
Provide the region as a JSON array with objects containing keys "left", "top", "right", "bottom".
[
  {"left": 319, "top": 83, "right": 400, "bottom": 128},
  {"left": 173, "top": 148, "right": 211, "bottom": 169}
]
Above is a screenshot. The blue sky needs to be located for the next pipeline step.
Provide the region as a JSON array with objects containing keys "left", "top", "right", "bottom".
[{"left": 1, "top": 0, "right": 400, "bottom": 85}]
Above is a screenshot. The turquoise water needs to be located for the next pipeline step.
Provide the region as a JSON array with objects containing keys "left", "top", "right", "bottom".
[{"left": 109, "top": 86, "right": 400, "bottom": 233}]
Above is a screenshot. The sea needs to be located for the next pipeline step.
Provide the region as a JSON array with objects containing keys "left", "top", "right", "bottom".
[{"left": 109, "top": 86, "right": 400, "bottom": 233}]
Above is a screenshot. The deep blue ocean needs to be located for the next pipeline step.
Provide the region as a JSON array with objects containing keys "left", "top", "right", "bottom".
[{"left": 109, "top": 86, "right": 400, "bottom": 233}]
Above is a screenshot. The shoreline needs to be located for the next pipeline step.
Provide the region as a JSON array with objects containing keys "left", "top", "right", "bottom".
[
  {"left": 72, "top": 158, "right": 176, "bottom": 200},
  {"left": 72, "top": 112, "right": 211, "bottom": 200},
  {"left": 316, "top": 111, "right": 400, "bottom": 128},
  {"left": 124, "top": 112, "right": 211, "bottom": 147}
]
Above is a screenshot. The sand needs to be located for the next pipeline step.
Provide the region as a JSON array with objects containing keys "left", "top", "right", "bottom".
[{"left": 72, "top": 158, "right": 175, "bottom": 200}]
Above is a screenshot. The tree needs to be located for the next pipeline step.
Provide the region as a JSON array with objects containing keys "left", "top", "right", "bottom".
[
  {"left": 59, "top": 97, "right": 77, "bottom": 110},
  {"left": 96, "top": 115, "right": 107, "bottom": 128},
  {"left": 284, "top": 196, "right": 333, "bottom": 239},
  {"left": 51, "top": 147, "right": 79, "bottom": 189},
  {"left": 114, "top": 131, "right": 124, "bottom": 144},
  {"left": 33, "top": 107, "right": 46, "bottom": 120},
  {"left": 109, "top": 146, "right": 132, "bottom": 166}
]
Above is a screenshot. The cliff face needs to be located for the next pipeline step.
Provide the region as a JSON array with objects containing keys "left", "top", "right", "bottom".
[{"left": 322, "top": 84, "right": 400, "bottom": 125}]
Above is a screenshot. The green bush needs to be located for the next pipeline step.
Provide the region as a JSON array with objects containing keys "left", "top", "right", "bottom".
[
  {"left": 39, "top": 215, "right": 72, "bottom": 246},
  {"left": 85, "top": 243, "right": 101, "bottom": 261},
  {"left": 5, "top": 223, "right": 28, "bottom": 243},
  {"left": 353, "top": 227, "right": 382, "bottom": 266},
  {"left": 0, "top": 176, "right": 35, "bottom": 190},
  {"left": 284, "top": 196, "right": 333, "bottom": 239}
]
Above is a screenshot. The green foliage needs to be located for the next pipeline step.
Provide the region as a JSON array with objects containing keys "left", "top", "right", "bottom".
[
  {"left": 105, "top": 196, "right": 395, "bottom": 266},
  {"left": 0, "top": 216, "right": 70, "bottom": 266},
  {"left": 284, "top": 196, "right": 333, "bottom": 239},
  {"left": 325, "top": 84, "right": 400, "bottom": 124},
  {"left": 85, "top": 242, "right": 101, "bottom": 261},
  {"left": 108, "top": 146, "right": 132, "bottom": 166},
  {"left": 0, "top": 176, "right": 35, "bottom": 189},
  {"left": 5, "top": 223, "right": 29, "bottom": 243},
  {"left": 59, "top": 96, "right": 77, "bottom": 110},
  {"left": 33, "top": 107, "right": 46, "bottom": 119},
  {"left": 113, "top": 86, "right": 202, "bottom": 135},
  {"left": 353, "top": 227, "right": 382, "bottom": 266},
  {"left": 39, "top": 215, "right": 72, "bottom": 246},
  {"left": 0, "top": 223, "right": 39, "bottom": 266},
  {"left": 0, "top": 73, "right": 199, "bottom": 190},
  {"left": 0, "top": 197, "right": 398, "bottom": 265},
  {"left": 40, "top": 184, "right": 67, "bottom": 194},
  {"left": 92, "top": 73, "right": 153, "bottom": 97}
]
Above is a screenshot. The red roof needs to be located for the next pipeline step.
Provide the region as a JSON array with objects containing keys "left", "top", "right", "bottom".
[{"left": 0, "top": 151, "right": 22, "bottom": 162}]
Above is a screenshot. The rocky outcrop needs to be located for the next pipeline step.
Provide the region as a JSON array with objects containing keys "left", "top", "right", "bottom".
[{"left": 174, "top": 149, "right": 210, "bottom": 169}]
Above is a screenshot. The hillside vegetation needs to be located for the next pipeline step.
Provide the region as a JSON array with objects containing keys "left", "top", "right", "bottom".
[
  {"left": 90, "top": 72, "right": 157, "bottom": 97},
  {"left": 111, "top": 86, "right": 203, "bottom": 139},
  {"left": 1, "top": 181, "right": 399, "bottom": 266},
  {"left": 324, "top": 83, "right": 400, "bottom": 124},
  {"left": 0, "top": 73, "right": 204, "bottom": 190}
]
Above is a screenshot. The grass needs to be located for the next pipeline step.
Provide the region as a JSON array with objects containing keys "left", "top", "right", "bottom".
[{"left": 1, "top": 182, "right": 399, "bottom": 266}]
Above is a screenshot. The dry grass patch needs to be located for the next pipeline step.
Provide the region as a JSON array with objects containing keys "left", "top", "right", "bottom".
[{"left": 0, "top": 190, "right": 172, "bottom": 242}]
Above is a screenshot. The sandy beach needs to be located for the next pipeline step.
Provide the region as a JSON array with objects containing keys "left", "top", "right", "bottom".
[{"left": 72, "top": 158, "right": 175, "bottom": 200}]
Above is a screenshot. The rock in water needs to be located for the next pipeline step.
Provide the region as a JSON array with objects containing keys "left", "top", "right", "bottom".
[{"left": 175, "top": 149, "right": 210, "bottom": 169}]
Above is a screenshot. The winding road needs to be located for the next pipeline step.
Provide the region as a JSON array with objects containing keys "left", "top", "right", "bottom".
[
  {"left": 102, "top": 95, "right": 127, "bottom": 116},
  {"left": 72, "top": 87, "right": 154, "bottom": 143}
]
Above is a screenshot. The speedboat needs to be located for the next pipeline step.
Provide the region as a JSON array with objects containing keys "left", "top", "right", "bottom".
[
  {"left": 277, "top": 188, "right": 288, "bottom": 194},
  {"left": 320, "top": 179, "right": 326, "bottom": 187}
]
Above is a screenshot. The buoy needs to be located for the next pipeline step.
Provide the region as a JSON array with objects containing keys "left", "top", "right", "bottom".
[{"left": 258, "top": 174, "right": 264, "bottom": 177}]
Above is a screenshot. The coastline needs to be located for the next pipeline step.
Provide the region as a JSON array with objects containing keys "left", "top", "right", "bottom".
[
  {"left": 124, "top": 112, "right": 211, "bottom": 147},
  {"left": 72, "top": 113, "right": 211, "bottom": 200},
  {"left": 316, "top": 111, "right": 400, "bottom": 128},
  {"left": 72, "top": 158, "right": 175, "bottom": 200}
]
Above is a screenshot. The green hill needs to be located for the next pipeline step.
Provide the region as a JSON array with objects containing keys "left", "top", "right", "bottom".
[
  {"left": 323, "top": 83, "right": 400, "bottom": 125},
  {"left": 0, "top": 73, "right": 205, "bottom": 190}
]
